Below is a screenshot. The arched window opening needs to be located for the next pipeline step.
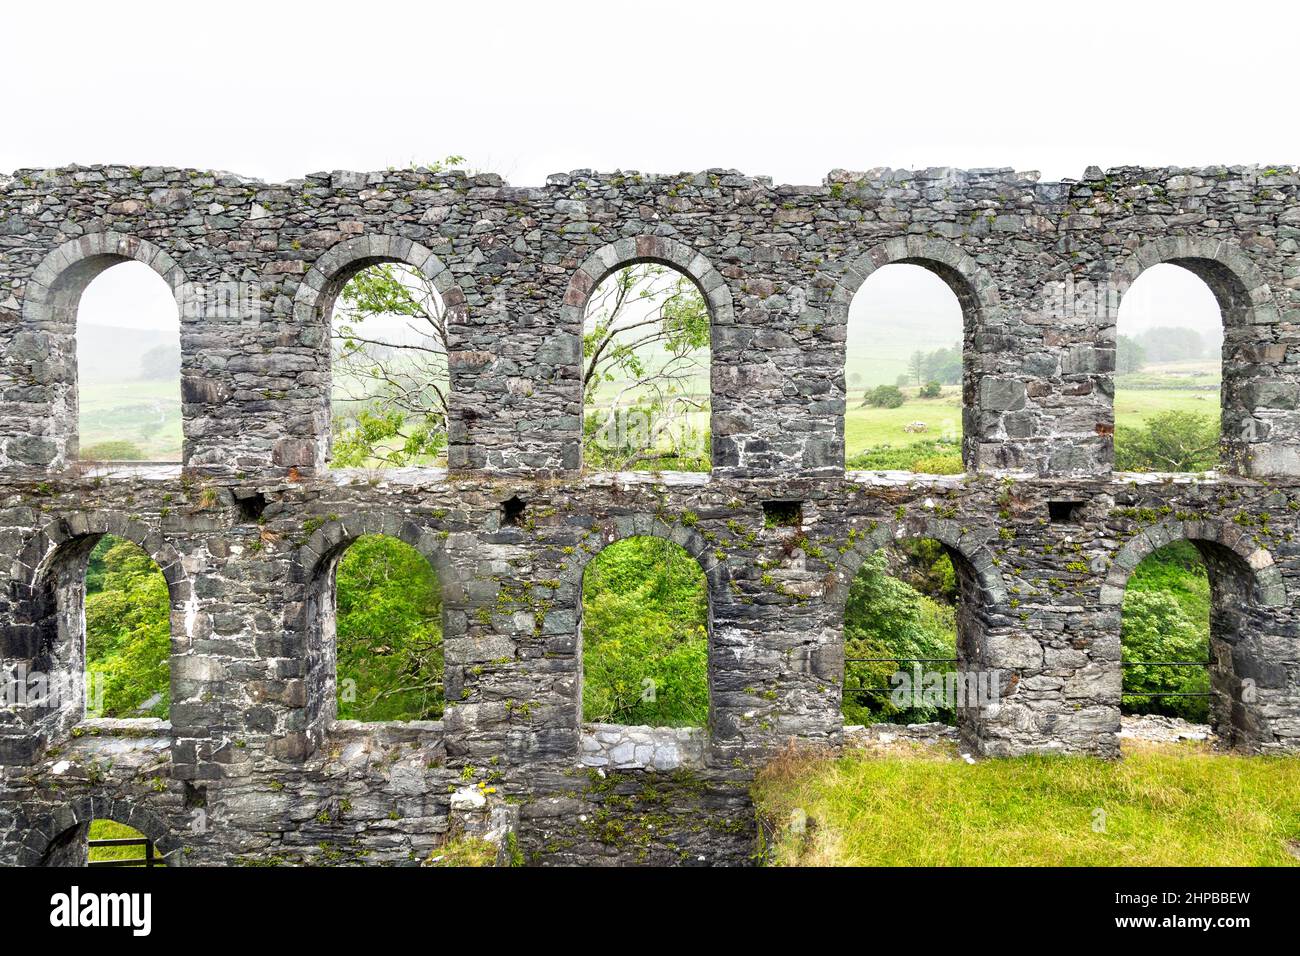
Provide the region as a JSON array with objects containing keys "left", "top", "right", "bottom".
[
  {"left": 842, "top": 538, "right": 985, "bottom": 734},
  {"left": 582, "top": 265, "right": 711, "bottom": 472},
  {"left": 327, "top": 534, "right": 444, "bottom": 722},
  {"left": 1121, "top": 542, "right": 1211, "bottom": 724},
  {"left": 580, "top": 536, "right": 709, "bottom": 727},
  {"left": 84, "top": 534, "right": 171, "bottom": 719},
  {"left": 41, "top": 817, "right": 168, "bottom": 867},
  {"left": 75, "top": 261, "right": 182, "bottom": 463},
  {"left": 1114, "top": 264, "right": 1222, "bottom": 473},
  {"left": 329, "top": 264, "right": 450, "bottom": 468},
  {"left": 845, "top": 264, "right": 964, "bottom": 474}
]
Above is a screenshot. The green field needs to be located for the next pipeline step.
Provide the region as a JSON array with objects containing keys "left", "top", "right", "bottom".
[
  {"left": 845, "top": 387, "right": 961, "bottom": 465},
  {"left": 79, "top": 380, "right": 182, "bottom": 461},
  {"left": 755, "top": 741, "right": 1300, "bottom": 866},
  {"left": 1115, "top": 359, "right": 1220, "bottom": 431}
]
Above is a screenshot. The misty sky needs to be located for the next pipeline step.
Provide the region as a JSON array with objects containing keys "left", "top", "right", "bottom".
[{"left": 26, "top": 0, "right": 1287, "bottom": 348}]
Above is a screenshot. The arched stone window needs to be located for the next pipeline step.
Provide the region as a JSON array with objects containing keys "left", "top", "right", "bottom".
[
  {"left": 1112, "top": 239, "right": 1284, "bottom": 476},
  {"left": 562, "top": 236, "right": 732, "bottom": 474},
  {"left": 299, "top": 517, "right": 448, "bottom": 750},
  {"left": 580, "top": 535, "right": 710, "bottom": 728},
  {"left": 294, "top": 236, "right": 462, "bottom": 471},
  {"left": 1104, "top": 522, "right": 1288, "bottom": 750},
  {"left": 845, "top": 265, "right": 965, "bottom": 473},
  {"left": 832, "top": 519, "right": 1007, "bottom": 749},
  {"left": 18, "top": 234, "right": 186, "bottom": 469}
]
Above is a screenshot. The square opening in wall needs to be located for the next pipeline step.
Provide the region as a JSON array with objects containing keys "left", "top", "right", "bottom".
[
  {"left": 502, "top": 495, "right": 527, "bottom": 527},
  {"left": 1047, "top": 500, "right": 1084, "bottom": 523},
  {"left": 762, "top": 500, "right": 804, "bottom": 529},
  {"left": 233, "top": 490, "right": 268, "bottom": 523}
]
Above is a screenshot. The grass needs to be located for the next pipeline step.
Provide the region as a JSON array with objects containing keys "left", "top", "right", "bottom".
[
  {"left": 79, "top": 379, "right": 182, "bottom": 461},
  {"left": 424, "top": 835, "right": 499, "bottom": 867},
  {"left": 845, "top": 385, "right": 962, "bottom": 468},
  {"left": 86, "top": 819, "right": 164, "bottom": 866},
  {"left": 754, "top": 741, "right": 1300, "bottom": 866}
]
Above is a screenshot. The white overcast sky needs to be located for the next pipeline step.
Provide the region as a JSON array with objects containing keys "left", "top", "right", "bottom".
[{"left": 13, "top": 0, "right": 1292, "bottom": 338}]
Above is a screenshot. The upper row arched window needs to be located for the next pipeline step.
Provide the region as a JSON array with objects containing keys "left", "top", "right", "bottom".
[{"left": 51, "top": 241, "right": 1238, "bottom": 477}]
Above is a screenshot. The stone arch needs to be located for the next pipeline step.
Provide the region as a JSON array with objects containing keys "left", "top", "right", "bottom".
[
  {"left": 561, "top": 236, "right": 734, "bottom": 472},
  {"left": 292, "top": 235, "right": 465, "bottom": 470},
  {"left": 1111, "top": 237, "right": 1279, "bottom": 328},
  {"left": 13, "top": 233, "right": 189, "bottom": 469},
  {"left": 293, "top": 511, "right": 456, "bottom": 751},
  {"left": 828, "top": 515, "right": 1008, "bottom": 747},
  {"left": 827, "top": 515, "right": 1007, "bottom": 609},
  {"left": 20, "top": 796, "right": 181, "bottom": 867},
  {"left": 22, "top": 233, "right": 187, "bottom": 329},
  {"left": 293, "top": 234, "right": 464, "bottom": 324},
  {"left": 558, "top": 513, "right": 729, "bottom": 737},
  {"left": 1100, "top": 519, "right": 1287, "bottom": 750},
  {"left": 822, "top": 236, "right": 1006, "bottom": 473},
  {"left": 7, "top": 512, "right": 193, "bottom": 743},
  {"left": 1099, "top": 519, "right": 1285, "bottom": 608},
  {"left": 1111, "top": 237, "right": 1284, "bottom": 476}
]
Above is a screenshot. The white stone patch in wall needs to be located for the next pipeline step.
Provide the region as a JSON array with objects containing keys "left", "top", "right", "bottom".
[{"left": 579, "top": 723, "right": 705, "bottom": 771}]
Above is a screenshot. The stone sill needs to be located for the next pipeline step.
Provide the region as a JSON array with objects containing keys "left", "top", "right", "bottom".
[
  {"left": 579, "top": 722, "right": 705, "bottom": 771},
  {"left": 1113, "top": 470, "right": 1225, "bottom": 484},
  {"left": 846, "top": 469, "right": 968, "bottom": 488},
  {"left": 328, "top": 467, "right": 448, "bottom": 487},
  {"left": 71, "top": 463, "right": 182, "bottom": 480},
  {"left": 581, "top": 470, "right": 712, "bottom": 488},
  {"left": 77, "top": 717, "right": 171, "bottom": 736}
]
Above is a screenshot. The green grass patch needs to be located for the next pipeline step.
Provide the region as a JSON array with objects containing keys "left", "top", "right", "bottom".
[
  {"left": 87, "top": 819, "right": 164, "bottom": 866},
  {"left": 754, "top": 743, "right": 1300, "bottom": 866}
]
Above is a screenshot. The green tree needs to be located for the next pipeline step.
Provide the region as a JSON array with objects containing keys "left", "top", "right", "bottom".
[
  {"left": 583, "top": 265, "right": 711, "bottom": 471},
  {"left": 1114, "top": 410, "right": 1218, "bottom": 472},
  {"left": 1121, "top": 542, "right": 1210, "bottom": 722},
  {"left": 919, "top": 380, "right": 942, "bottom": 399},
  {"left": 907, "top": 349, "right": 926, "bottom": 386},
  {"left": 85, "top": 536, "right": 170, "bottom": 718},
  {"left": 335, "top": 534, "right": 444, "bottom": 722},
  {"left": 862, "top": 384, "right": 905, "bottom": 408},
  {"left": 1116, "top": 335, "right": 1146, "bottom": 374},
  {"left": 331, "top": 263, "right": 450, "bottom": 468},
  {"left": 842, "top": 551, "right": 957, "bottom": 725},
  {"left": 581, "top": 536, "right": 708, "bottom": 726}
]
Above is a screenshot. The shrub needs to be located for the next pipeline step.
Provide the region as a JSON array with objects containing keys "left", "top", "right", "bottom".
[
  {"left": 919, "top": 380, "right": 942, "bottom": 399},
  {"left": 863, "top": 384, "right": 905, "bottom": 408}
]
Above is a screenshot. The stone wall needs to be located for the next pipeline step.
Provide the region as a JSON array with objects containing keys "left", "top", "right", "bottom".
[{"left": 1, "top": 163, "right": 1299, "bottom": 866}]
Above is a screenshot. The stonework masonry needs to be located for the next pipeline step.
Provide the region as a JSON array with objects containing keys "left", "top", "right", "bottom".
[{"left": 1, "top": 163, "right": 1299, "bottom": 866}]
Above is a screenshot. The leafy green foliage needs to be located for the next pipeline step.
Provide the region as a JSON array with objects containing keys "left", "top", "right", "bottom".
[
  {"left": 582, "top": 265, "right": 711, "bottom": 470},
  {"left": 85, "top": 536, "right": 170, "bottom": 718},
  {"left": 331, "top": 263, "right": 449, "bottom": 468},
  {"left": 847, "top": 438, "right": 962, "bottom": 474},
  {"left": 1122, "top": 542, "right": 1210, "bottom": 721},
  {"left": 1115, "top": 410, "right": 1218, "bottom": 472},
  {"left": 842, "top": 551, "right": 957, "bottom": 725},
  {"left": 581, "top": 536, "right": 708, "bottom": 726},
  {"left": 862, "top": 384, "right": 905, "bottom": 408},
  {"left": 335, "top": 535, "right": 444, "bottom": 722},
  {"left": 919, "top": 380, "right": 942, "bottom": 399},
  {"left": 1116, "top": 335, "right": 1146, "bottom": 374}
]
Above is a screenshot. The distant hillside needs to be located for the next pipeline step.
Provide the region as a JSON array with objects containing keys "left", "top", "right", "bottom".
[{"left": 77, "top": 324, "right": 178, "bottom": 384}]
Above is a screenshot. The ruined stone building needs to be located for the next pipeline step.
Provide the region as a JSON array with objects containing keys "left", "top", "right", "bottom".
[{"left": 1, "top": 162, "right": 1297, "bottom": 865}]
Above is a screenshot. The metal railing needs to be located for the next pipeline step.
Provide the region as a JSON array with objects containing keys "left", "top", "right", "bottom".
[{"left": 88, "top": 836, "right": 161, "bottom": 868}]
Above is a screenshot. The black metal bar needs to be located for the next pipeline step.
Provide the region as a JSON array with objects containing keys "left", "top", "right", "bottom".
[
  {"left": 88, "top": 838, "right": 150, "bottom": 848},
  {"left": 88, "top": 859, "right": 152, "bottom": 868},
  {"left": 1122, "top": 661, "right": 1211, "bottom": 667},
  {"left": 844, "top": 658, "right": 958, "bottom": 663}
]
